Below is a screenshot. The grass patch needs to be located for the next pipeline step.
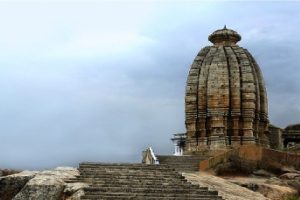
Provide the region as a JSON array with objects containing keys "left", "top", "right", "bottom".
[{"left": 284, "top": 196, "right": 300, "bottom": 200}]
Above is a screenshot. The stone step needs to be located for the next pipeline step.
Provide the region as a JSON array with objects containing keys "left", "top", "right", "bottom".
[
  {"left": 77, "top": 163, "right": 223, "bottom": 200},
  {"left": 168, "top": 165, "right": 199, "bottom": 168},
  {"left": 86, "top": 179, "right": 200, "bottom": 186},
  {"left": 81, "top": 196, "right": 222, "bottom": 200},
  {"left": 67, "top": 176, "right": 187, "bottom": 183},
  {"left": 79, "top": 163, "right": 171, "bottom": 168},
  {"left": 68, "top": 176, "right": 186, "bottom": 181},
  {"left": 172, "top": 168, "right": 200, "bottom": 172},
  {"left": 71, "top": 179, "right": 191, "bottom": 186},
  {"left": 82, "top": 195, "right": 223, "bottom": 200},
  {"left": 79, "top": 167, "right": 174, "bottom": 171},
  {"left": 79, "top": 172, "right": 182, "bottom": 177},
  {"left": 87, "top": 185, "right": 200, "bottom": 190},
  {"left": 74, "top": 178, "right": 194, "bottom": 184},
  {"left": 84, "top": 187, "right": 217, "bottom": 194},
  {"left": 157, "top": 160, "right": 208, "bottom": 162},
  {"left": 80, "top": 170, "right": 177, "bottom": 175},
  {"left": 79, "top": 164, "right": 172, "bottom": 167},
  {"left": 80, "top": 168, "right": 177, "bottom": 171},
  {"left": 157, "top": 155, "right": 208, "bottom": 159},
  {"left": 79, "top": 168, "right": 176, "bottom": 173},
  {"left": 78, "top": 179, "right": 191, "bottom": 185},
  {"left": 157, "top": 161, "right": 200, "bottom": 164},
  {"left": 85, "top": 183, "right": 204, "bottom": 189},
  {"left": 79, "top": 170, "right": 181, "bottom": 175},
  {"left": 78, "top": 175, "right": 184, "bottom": 180},
  {"left": 79, "top": 171, "right": 182, "bottom": 177},
  {"left": 78, "top": 176, "right": 185, "bottom": 181},
  {"left": 80, "top": 168, "right": 176, "bottom": 171},
  {"left": 83, "top": 192, "right": 221, "bottom": 198}
]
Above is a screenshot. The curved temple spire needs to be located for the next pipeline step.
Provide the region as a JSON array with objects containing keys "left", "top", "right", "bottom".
[{"left": 185, "top": 27, "right": 269, "bottom": 153}]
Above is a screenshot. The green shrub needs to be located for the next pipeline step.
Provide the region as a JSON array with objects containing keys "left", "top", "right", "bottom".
[{"left": 284, "top": 196, "right": 300, "bottom": 200}]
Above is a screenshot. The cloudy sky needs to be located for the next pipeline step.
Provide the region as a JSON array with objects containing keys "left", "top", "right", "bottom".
[{"left": 0, "top": 1, "right": 300, "bottom": 170}]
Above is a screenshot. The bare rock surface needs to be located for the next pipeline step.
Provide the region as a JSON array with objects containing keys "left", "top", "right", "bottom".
[
  {"left": 256, "top": 183, "right": 297, "bottom": 200},
  {"left": 279, "top": 171, "right": 300, "bottom": 195},
  {"left": 0, "top": 171, "right": 37, "bottom": 200},
  {"left": 0, "top": 167, "right": 86, "bottom": 200},
  {"left": 64, "top": 182, "right": 88, "bottom": 200},
  {"left": 222, "top": 176, "right": 298, "bottom": 200},
  {"left": 281, "top": 166, "right": 300, "bottom": 174},
  {"left": 280, "top": 172, "right": 300, "bottom": 180},
  {"left": 0, "top": 169, "right": 21, "bottom": 177},
  {"left": 253, "top": 170, "right": 275, "bottom": 178},
  {"left": 183, "top": 172, "right": 269, "bottom": 200}
]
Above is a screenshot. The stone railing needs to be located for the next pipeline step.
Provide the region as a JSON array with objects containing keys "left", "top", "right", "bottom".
[{"left": 142, "top": 147, "right": 159, "bottom": 165}]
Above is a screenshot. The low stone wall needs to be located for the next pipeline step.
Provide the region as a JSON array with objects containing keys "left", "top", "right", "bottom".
[
  {"left": 199, "top": 145, "right": 300, "bottom": 173},
  {"left": 199, "top": 149, "right": 236, "bottom": 171},
  {"left": 261, "top": 148, "right": 300, "bottom": 172}
]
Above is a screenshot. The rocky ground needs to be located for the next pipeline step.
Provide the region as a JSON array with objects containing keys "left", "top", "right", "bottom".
[
  {"left": 1, "top": 166, "right": 299, "bottom": 200},
  {"left": 183, "top": 172, "right": 269, "bottom": 200},
  {"left": 0, "top": 167, "right": 87, "bottom": 200},
  {"left": 183, "top": 169, "right": 300, "bottom": 200},
  {"left": 0, "top": 169, "right": 20, "bottom": 177}
]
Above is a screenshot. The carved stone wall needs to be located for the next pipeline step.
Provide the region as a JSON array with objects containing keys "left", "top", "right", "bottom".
[{"left": 268, "top": 124, "right": 283, "bottom": 150}]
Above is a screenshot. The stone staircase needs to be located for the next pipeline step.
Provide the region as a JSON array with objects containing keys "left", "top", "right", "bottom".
[
  {"left": 157, "top": 155, "right": 209, "bottom": 172},
  {"left": 68, "top": 162, "right": 223, "bottom": 200}
]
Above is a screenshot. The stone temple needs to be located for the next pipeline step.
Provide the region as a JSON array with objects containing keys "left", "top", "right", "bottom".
[
  {"left": 174, "top": 26, "right": 269, "bottom": 154},
  {"left": 2, "top": 27, "right": 300, "bottom": 200}
]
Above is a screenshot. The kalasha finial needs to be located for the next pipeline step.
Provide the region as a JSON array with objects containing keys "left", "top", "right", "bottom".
[{"left": 208, "top": 26, "right": 241, "bottom": 45}]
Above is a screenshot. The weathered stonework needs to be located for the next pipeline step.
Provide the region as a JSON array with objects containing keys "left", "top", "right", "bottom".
[
  {"left": 282, "top": 124, "right": 300, "bottom": 148},
  {"left": 268, "top": 124, "right": 283, "bottom": 150},
  {"left": 185, "top": 27, "right": 269, "bottom": 153}
]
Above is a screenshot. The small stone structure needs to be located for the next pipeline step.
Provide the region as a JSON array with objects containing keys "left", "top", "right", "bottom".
[
  {"left": 267, "top": 123, "right": 300, "bottom": 150},
  {"left": 268, "top": 124, "right": 283, "bottom": 150},
  {"left": 282, "top": 124, "right": 300, "bottom": 148},
  {"left": 142, "top": 147, "right": 159, "bottom": 164},
  {"left": 171, "top": 133, "right": 186, "bottom": 155}
]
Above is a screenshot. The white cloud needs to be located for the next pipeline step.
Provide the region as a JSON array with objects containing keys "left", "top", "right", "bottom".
[{"left": 44, "top": 31, "right": 155, "bottom": 59}]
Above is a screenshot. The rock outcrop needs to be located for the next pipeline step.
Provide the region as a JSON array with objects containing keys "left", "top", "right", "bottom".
[
  {"left": 0, "top": 171, "right": 36, "bottom": 200},
  {"left": 0, "top": 167, "right": 87, "bottom": 200},
  {"left": 183, "top": 172, "right": 269, "bottom": 200},
  {"left": 279, "top": 171, "right": 300, "bottom": 197},
  {"left": 224, "top": 176, "right": 298, "bottom": 200},
  {"left": 0, "top": 169, "right": 21, "bottom": 177}
]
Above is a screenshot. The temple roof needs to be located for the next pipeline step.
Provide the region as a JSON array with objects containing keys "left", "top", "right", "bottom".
[
  {"left": 208, "top": 26, "right": 241, "bottom": 45},
  {"left": 185, "top": 27, "right": 269, "bottom": 150}
]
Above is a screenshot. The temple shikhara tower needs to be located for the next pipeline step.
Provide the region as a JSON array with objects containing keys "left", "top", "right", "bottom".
[{"left": 178, "top": 26, "right": 269, "bottom": 154}]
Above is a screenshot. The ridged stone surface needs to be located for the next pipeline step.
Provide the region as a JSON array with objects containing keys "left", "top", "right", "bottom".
[{"left": 185, "top": 27, "right": 269, "bottom": 152}]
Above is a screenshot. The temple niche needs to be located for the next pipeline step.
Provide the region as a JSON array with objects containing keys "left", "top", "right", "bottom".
[{"left": 174, "top": 26, "right": 270, "bottom": 154}]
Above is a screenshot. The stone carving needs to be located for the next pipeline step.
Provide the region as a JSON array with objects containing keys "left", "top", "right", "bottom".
[{"left": 185, "top": 26, "right": 269, "bottom": 153}]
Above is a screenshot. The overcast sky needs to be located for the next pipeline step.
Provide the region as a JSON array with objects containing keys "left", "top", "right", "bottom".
[{"left": 0, "top": 1, "right": 300, "bottom": 170}]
